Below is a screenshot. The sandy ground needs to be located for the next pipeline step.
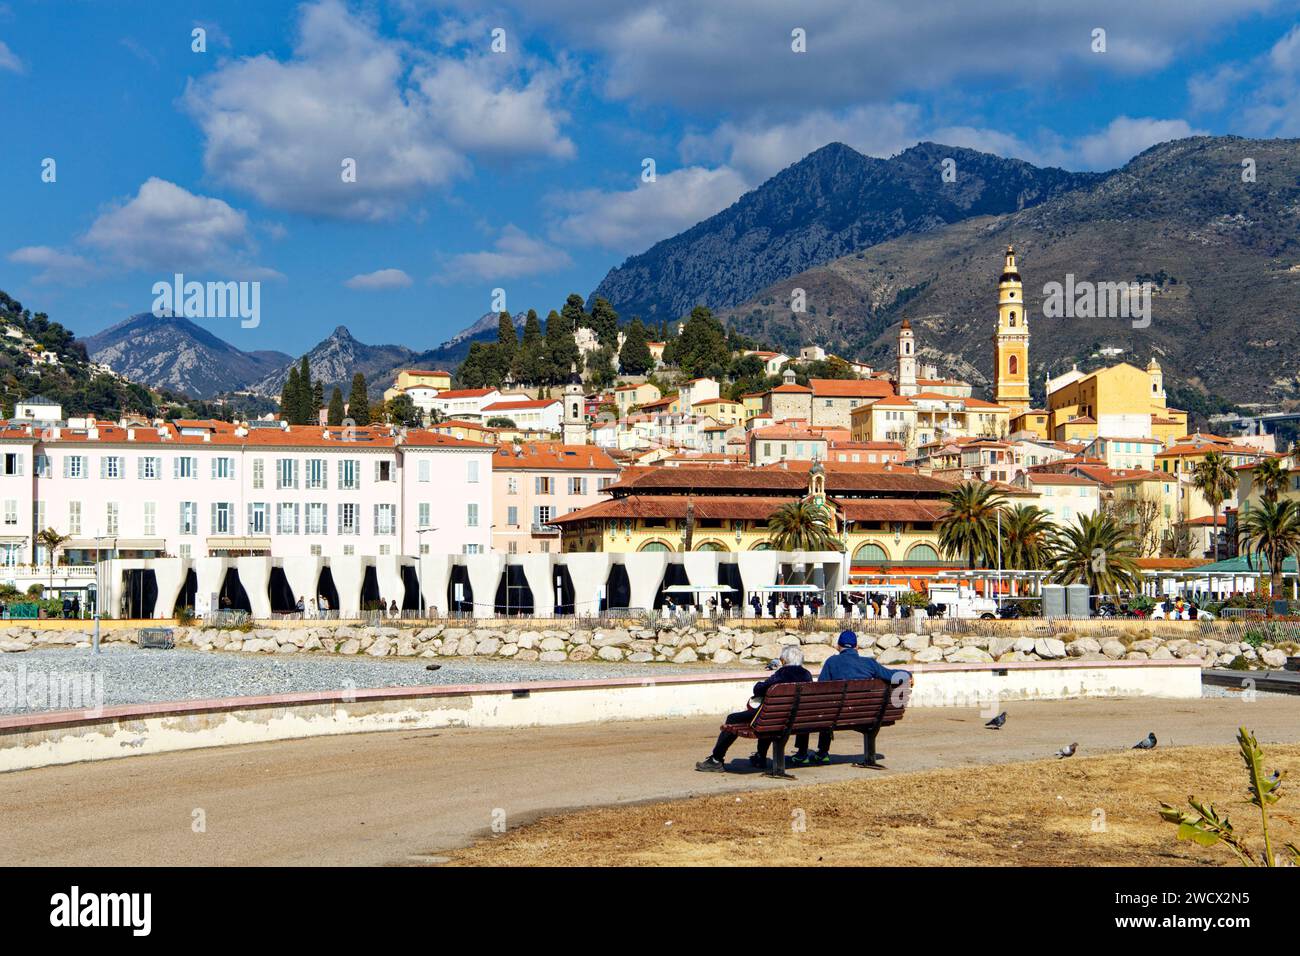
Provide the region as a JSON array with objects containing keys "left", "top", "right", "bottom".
[{"left": 0, "top": 693, "right": 1295, "bottom": 866}]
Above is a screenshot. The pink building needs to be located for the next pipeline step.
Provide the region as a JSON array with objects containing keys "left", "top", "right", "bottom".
[{"left": 491, "top": 443, "right": 620, "bottom": 553}]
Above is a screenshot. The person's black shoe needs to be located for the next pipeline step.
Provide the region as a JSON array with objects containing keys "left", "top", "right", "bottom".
[
  {"left": 695, "top": 756, "right": 726, "bottom": 773},
  {"left": 747, "top": 752, "right": 765, "bottom": 769}
]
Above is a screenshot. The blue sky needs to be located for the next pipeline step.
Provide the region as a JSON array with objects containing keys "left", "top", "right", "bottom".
[{"left": 3, "top": 0, "right": 1300, "bottom": 357}]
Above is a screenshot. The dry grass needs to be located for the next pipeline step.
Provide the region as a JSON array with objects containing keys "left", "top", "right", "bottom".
[{"left": 445, "top": 745, "right": 1300, "bottom": 866}]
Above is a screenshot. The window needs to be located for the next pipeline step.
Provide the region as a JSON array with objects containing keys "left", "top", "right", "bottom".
[
  {"left": 533, "top": 505, "right": 553, "bottom": 526},
  {"left": 568, "top": 476, "right": 586, "bottom": 496},
  {"left": 252, "top": 458, "right": 265, "bottom": 489},
  {"left": 2, "top": 500, "right": 16, "bottom": 526},
  {"left": 276, "top": 503, "right": 300, "bottom": 535},
  {"left": 138, "top": 456, "right": 161, "bottom": 479},
  {"left": 466, "top": 503, "right": 479, "bottom": 528},
  {"left": 143, "top": 502, "right": 156, "bottom": 537},
  {"left": 338, "top": 459, "right": 360, "bottom": 490},
  {"left": 1, "top": 453, "right": 22, "bottom": 476},
  {"left": 375, "top": 460, "right": 393, "bottom": 482},
  {"left": 305, "top": 503, "right": 327, "bottom": 535},
  {"left": 1009, "top": 355, "right": 1018, "bottom": 375},
  {"left": 598, "top": 477, "right": 613, "bottom": 490},
  {"left": 106, "top": 502, "right": 119, "bottom": 535},
  {"left": 418, "top": 503, "right": 430, "bottom": 527},
  {"left": 310, "top": 544, "right": 322, "bottom": 556},
  {"left": 212, "top": 457, "right": 235, "bottom": 480},
  {"left": 467, "top": 460, "right": 479, "bottom": 483},
  {"left": 211, "top": 502, "right": 233, "bottom": 535},
  {"left": 374, "top": 503, "right": 395, "bottom": 535},
  {"left": 276, "top": 458, "right": 298, "bottom": 489},
  {"left": 179, "top": 544, "right": 191, "bottom": 559},
  {"left": 418, "top": 459, "right": 430, "bottom": 482},
  {"left": 536, "top": 476, "right": 553, "bottom": 494},
  {"left": 338, "top": 503, "right": 359, "bottom": 535},
  {"left": 343, "top": 544, "right": 354, "bottom": 556},
  {"left": 507, "top": 476, "right": 518, "bottom": 495},
  {"left": 174, "top": 456, "right": 198, "bottom": 479},
  {"left": 464, "top": 544, "right": 483, "bottom": 555},
  {"left": 248, "top": 503, "right": 269, "bottom": 535},
  {"left": 99, "top": 456, "right": 123, "bottom": 479},
  {"left": 179, "top": 501, "right": 197, "bottom": 535},
  {"left": 63, "top": 455, "right": 86, "bottom": 478},
  {"left": 34, "top": 454, "right": 49, "bottom": 477},
  {"left": 68, "top": 501, "right": 81, "bottom": 534},
  {"left": 305, "top": 458, "right": 326, "bottom": 489},
  {"left": 507, "top": 506, "right": 518, "bottom": 527}
]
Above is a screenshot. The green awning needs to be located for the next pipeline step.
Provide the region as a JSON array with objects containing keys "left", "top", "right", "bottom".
[{"left": 1191, "top": 555, "right": 1299, "bottom": 573}]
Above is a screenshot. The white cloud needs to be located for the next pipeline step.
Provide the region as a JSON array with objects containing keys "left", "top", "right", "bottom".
[
  {"left": 547, "top": 165, "right": 749, "bottom": 252},
  {"left": 7, "top": 246, "right": 98, "bottom": 285},
  {"left": 182, "top": 0, "right": 573, "bottom": 220},
  {"left": 1201, "top": 24, "right": 1300, "bottom": 136},
  {"left": 0, "top": 39, "right": 22, "bottom": 73},
  {"left": 1074, "top": 116, "right": 1205, "bottom": 169},
  {"left": 345, "top": 267, "right": 413, "bottom": 290},
  {"left": 463, "top": 0, "right": 1281, "bottom": 114},
  {"left": 437, "top": 225, "right": 572, "bottom": 282},
  {"left": 82, "top": 177, "right": 274, "bottom": 276}
]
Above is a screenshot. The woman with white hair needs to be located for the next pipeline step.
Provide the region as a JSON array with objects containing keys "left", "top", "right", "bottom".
[{"left": 696, "top": 644, "right": 811, "bottom": 773}]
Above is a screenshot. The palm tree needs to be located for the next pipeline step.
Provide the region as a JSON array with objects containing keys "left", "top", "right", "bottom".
[
  {"left": 1251, "top": 457, "right": 1290, "bottom": 504},
  {"left": 1047, "top": 512, "right": 1141, "bottom": 596},
  {"left": 1190, "top": 451, "right": 1238, "bottom": 561},
  {"left": 936, "top": 481, "right": 1006, "bottom": 569},
  {"left": 35, "top": 528, "right": 71, "bottom": 589},
  {"left": 1000, "top": 504, "right": 1054, "bottom": 571},
  {"left": 766, "top": 501, "right": 842, "bottom": 554},
  {"left": 1237, "top": 498, "right": 1300, "bottom": 601}
]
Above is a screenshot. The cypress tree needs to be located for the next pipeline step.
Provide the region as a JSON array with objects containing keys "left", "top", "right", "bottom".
[
  {"left": 589, "top": 297, "right": 620, "bottom": 348},
  {"left": 327, "top": 387, "right": 345, "bottom": 426},
  {"left": 282, "top": 366, "right": 300, "bottom": 423},
  {"left": 619, "top": 316, "right": 653, "bottom": 375},
  {"left": 347, "top": 373, "right": 370, "bottom": 426}
]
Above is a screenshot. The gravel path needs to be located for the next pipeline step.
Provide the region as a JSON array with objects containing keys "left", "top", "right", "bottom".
[{"left": 0, "top": 645, "right": 710, "bottom": 714}]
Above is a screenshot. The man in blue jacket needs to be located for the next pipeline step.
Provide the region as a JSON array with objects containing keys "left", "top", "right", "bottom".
[
  {"left": 696, "top": 645, "right": 811, "bottom": 772},
  {"left": 802, "top": 630, "right": 910, "bottom": 765}
]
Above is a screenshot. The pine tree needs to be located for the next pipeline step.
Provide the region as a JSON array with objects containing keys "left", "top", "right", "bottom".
[
  {"left": 619, "top": 316, "right": 653, "bottom": 375},
  {"left": 674, "top": 306, "right": 728, "bottom": 378},
  {"left": 347, "top": 373, "right": 371, "bottom": 426},
  {"left": 311, "top": 380, "right": 324, "bottom": 421},
  {"left": 589, "top": 297, "right": 620, "bottom": 348},
  {"left": 497, "top": 311, "right": 517, "bottom": 354},
  {"left": 511, "top": 309, "right": 544, "bottom": 385},
  {"left": 293, "top": 356, "right": 313, "bottom": 425},
  {"left": 561, "top": 293, "right": 589, "bottom": 335},
  {"left": 327, "top": 387, "right": 345, "bottom": 426}
]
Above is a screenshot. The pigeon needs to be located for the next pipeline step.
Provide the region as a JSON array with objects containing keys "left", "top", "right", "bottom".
[
  {"left": 1132, "top": 732, "right": 1157, "bottom": 750},
  {"left": 1055, "top": 743, "right": 1077, "bottom": 759},
  {"left": 424, "top": 664, "right": 442, "bottom": 671},
  {"left": 985, "top": 711, "right": 1007, "bottom": 730}
]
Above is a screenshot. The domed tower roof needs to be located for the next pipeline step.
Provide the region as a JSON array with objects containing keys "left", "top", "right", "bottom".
[
  {"left": 567, "top": 362, "right": 582, "bottom": 386},
  {"left": 999, "top": 244, "right": 1021, "bottom": 283}
]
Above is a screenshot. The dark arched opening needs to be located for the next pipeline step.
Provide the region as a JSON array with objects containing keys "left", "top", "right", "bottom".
[
  {"left": 718, "top": 562, "right": 743, "bottom": 613},
  {"left": 267, "top": 567, "right": 296, "bottom": 614},
  {"left": 448, "top": 565, "right": 473, "bottom": 615},
  {"left": 123, "top": 569, "right": 157, "bottom": 619},
  {"left": 360, "top": 566, "right": 382, "bottom": 611},
  {"left": 654, "top": 563, "right": 693, "bottom": 610},
  {"left": 316, "top": 567, "right": 339, "bottom": 613},
  {"left": 218, "top": 569, "right": 252, "bottom": 613},
  {"left": 494, "top": 565, "right": 534, "bottom": 616},
  {"left": 400, "top": 565, "right": 424, "bottom": 612},
  {"left": 176, "top": 569, "right": 198, "bottom": 615},
  {"left": 551, "top": 565, "right": 575, "bottom": 615},
  {"left": 604, "top": 563, "right": 631, "bottom": 610}
]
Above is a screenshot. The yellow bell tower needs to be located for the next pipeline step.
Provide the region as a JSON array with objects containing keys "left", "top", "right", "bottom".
[{"left": 992, "top": 244, "right": 1030, "bottom": 414}]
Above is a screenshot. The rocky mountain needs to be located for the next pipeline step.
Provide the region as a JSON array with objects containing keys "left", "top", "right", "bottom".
[
  {"left": 83, "top": 313, "right": 291, "bottom": 399},
  {"left": 590, "top": 141, "right": 1099, "bottom": 321},
  {"left": 249, "top": 325, "right": 417, "bottom": 397},
  {"left": 437, "top": 310, "right": 526, "bottom": 350},
  {"left": 714, "top": 136, "right": 1300, "bottom": 407}
]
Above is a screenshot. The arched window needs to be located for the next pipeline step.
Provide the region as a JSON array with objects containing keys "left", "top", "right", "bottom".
[
  {"left": 1009, "top": 311, "right": 1017, "bottom": 326},
  {"left": 906, "top": 543, "right": 941, "bottom": 563},
  {"left": 694, "top": 540, "right": 727, "bottom": 552},
  {"left": 852, "top": 542, "right": 889, "bottom": 564},
  {"left": 638, "top": 540, "right": 671, "bottom": 553},
  {"left": 1009, "top": 355, "right": 1018, "bottom": 375}
]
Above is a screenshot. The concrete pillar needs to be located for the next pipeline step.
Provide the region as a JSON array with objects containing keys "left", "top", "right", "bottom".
[
  {"left": 374, "top": 554, "right": 404, "bottom": 611},
  {"left": 193, "top": 558, "right": 226, "bottom": 616},
  {"left": 151, "top": 559, "right": 186, "bottom": 619},
  {"left": 561, "top": 552, "right": 613, "bottom": 615},
  {"left": 464, "top": 552, "right": 505, "bottom": 618},
  {"left": 621, "top": 552, "right": 668, "bottom": 611},
  {"left": 418, "top": 554, "right": 452, "bottom": 616},
  {"left": 517, "top": 553, "right": 556, "bottom": 617},
  {"left": 235, "top": 556, "right": 272, "bottom": 619},
  {"left": 330, "top": 555, "right": 365, "bottom": 617},
  {"left": 281, "top": 556, "right": 321, "bottom": 612}
]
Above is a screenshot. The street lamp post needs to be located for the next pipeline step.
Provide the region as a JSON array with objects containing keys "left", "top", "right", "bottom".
[{"left": 414, "top": 527, "right": 437, "bottom": 617}]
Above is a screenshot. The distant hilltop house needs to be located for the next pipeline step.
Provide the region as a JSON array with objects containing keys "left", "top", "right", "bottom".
[{"left": 382, "top": 368, "right": 454, "bottom": 418}]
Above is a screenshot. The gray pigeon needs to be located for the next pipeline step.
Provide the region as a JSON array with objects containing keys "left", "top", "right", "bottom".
[
  {"left": 1133, "top": 732, "right": 1157, "bottom": 750},
  {"left": 985, "top": 711, "right": 1007, "bottom": 730},
  {"left": 1055, "top": 743, "right": 1077, "bottom": 759}
]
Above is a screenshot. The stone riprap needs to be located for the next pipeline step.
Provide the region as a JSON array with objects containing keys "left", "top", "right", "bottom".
[{"left": 0, "top": 622, "right": 1293, "bottom": 670}]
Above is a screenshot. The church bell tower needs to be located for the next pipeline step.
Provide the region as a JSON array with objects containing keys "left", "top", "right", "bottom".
[
  {"left": 562, "top": 364, "right": 587, "bottom": 445},
  {"left": 992, "top": 244, "right": 1030, "bottom": 413}
]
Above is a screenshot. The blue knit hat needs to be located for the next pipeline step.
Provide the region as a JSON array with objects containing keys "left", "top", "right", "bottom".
[{"left": 837, "top": 630, "right": 858, "bottom": 647}]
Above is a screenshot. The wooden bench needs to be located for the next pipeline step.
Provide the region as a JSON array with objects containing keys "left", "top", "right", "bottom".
[{"left": 722, "top": 677, "right": 910, "bottom": 778}]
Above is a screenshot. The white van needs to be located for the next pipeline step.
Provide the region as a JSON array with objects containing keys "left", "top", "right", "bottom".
[{"left": 926, "top": 583, "right": 999, "bottom": 619}]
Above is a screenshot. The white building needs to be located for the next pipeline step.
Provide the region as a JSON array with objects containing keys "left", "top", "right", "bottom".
[
  {"left": 429, "top": 387, "right": 501, "bottom": 421},
  {"left": 13, "top": 395, "right": 62, "bottom": 423},
  {"left": 481, "top": 398, "right": 562, "bottom": 433},
  {"left": 0, "top": 418, "right": 494, "bottom": 575}
]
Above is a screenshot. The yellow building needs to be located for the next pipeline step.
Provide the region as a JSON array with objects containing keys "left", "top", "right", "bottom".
[
  {"left": 612, "top": 382, "right": 661, "bottom": 418},
  {"left": 1065, "top": 464, "right": 1180, "bottom": 557},
  {"left": 851, "top": 393, "right": 1010, "bottom": 452},
  {"left": 1045, "top": 358, "right": 1186, "bottom": 441},
  {"left": 691, "top": 397, "right": 746, "bottom": 426},
  {"left": 383, "top": 368, "right": 452, "bottom": 402},
  {"left": 1009, "top": 408, "right": 1050, "bottom": 440},
  {"left": 992, "top": 245, "right": 1031, "bottom": 414}
]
